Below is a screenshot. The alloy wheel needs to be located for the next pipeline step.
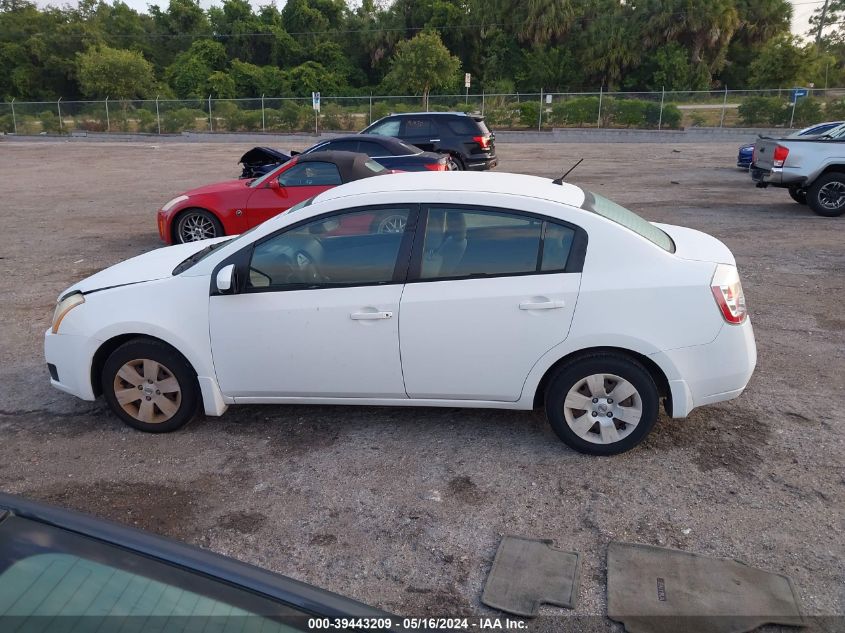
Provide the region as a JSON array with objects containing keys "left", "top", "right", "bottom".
[
  {"left": 377, "top": 215, "right": 407, "bottom": 234},
  {"left": 817, "top": 181, "right": 845, "bottom": 211},
  {"left": 178, "top": 213, "right": 217, "bottom": 242}
]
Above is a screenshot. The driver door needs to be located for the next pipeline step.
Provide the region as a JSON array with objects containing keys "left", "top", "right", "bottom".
[
  {"left": 209, "top": 205, "right": 417, "bottom": 399},
  {"left": 245, "top": 161, "right": 341, "bottom": 228}
]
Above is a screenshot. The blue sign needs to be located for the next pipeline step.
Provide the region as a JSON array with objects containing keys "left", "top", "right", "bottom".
[{"left": 791, "top": 88, "right": 808, "bottom": 102}]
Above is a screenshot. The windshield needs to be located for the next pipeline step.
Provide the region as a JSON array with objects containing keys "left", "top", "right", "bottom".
[{"left": 581, "top": 190, "right": 675, "bottom": 252}]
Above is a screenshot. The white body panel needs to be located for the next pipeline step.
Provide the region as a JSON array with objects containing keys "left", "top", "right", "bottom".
[
  {"left": 209, "top": 285, "right": 406, "bottom": 398},
  {"left": 44, "top": 172, "right": 757, "bottom": 429},
  {"left": 400, "top": 273, "right": 580, "bottom": 400}
]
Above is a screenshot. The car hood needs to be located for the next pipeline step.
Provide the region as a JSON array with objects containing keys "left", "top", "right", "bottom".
[
  {"left": 654, "top": 223, "right": 735, "bottom": 265},
  {"left": 65, "top": 238, "right": 231, "bottom": 295},
  {"left": 186, "top": 179, "right": 252, "bottom": 196}
]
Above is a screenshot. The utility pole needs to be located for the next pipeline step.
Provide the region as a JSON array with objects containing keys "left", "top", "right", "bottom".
[{"left": 816, "top": 0, "right": 831, "bottom": 49}]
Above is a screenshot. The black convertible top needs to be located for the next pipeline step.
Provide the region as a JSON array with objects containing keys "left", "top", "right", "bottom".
[{"left": 294, "top": 150, "right": 388, "bottom": 182}]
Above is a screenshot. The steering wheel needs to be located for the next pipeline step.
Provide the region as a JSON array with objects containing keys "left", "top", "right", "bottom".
[{"left": 288, "top": 249, "right": 323, "bottom": 284}]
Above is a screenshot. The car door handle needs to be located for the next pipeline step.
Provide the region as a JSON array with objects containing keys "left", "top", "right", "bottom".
[
  {"left": 350, "top": 311, "right": 393, "bottom": 320},
  {"left": 429, "top": 139, "right": 441, "bottom": 142},
  {"left": 519, "top": 300, "right": 566, "bottom": 310}
]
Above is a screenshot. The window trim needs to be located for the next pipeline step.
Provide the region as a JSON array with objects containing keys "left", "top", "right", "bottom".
[
  {"left": 211, "top": 204, "right": 420, "bottom": 296},
  {"left": 406, "top": 204, "right": 587, "bottom": 284}
]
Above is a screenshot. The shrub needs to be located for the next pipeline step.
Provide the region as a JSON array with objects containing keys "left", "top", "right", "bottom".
[
  {"left": 791, "top": 98, "right": 823, "bottom": 127},
  {"left": 0, "top": 113, "right": 15, "bottom": 133},
  {"left": 370, "top": 102, "right": 391, "bottom": 122},
  {"left": 738, "top": 96, "right": 787, "bottom": 126},
  {"left": 484, "top": 107, "right": 513, "bottom": 127},
  {"left": 550, "top": 97, "right": 600, "bottom": 126},
  {"left": 39, "top": 110, "right": 61, "bottom": 133},
  {"left": 321, "top": 103, "right": 345, "bottom": 130},
  {"left": 517, "top": 101, "right": 540, "bottom": 128},
  {"left": 825, "top": 98, "right": 845, "bottom": 120},
  {"left": 161, "top": 107, "right": 207, "bottom": 133},
  {"left": 689, "top": 112, "right": 707, "bottom": 127},
  {"left": 610, "top": 99, "right": 647, "bottom": 127},
  {"left": 136, "top": 109, "right": 157, "bottom": 133}
]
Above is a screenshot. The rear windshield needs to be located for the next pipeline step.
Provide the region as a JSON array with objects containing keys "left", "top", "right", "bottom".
[
  {"left": 365, "top": 159, "right": 387, "bottom": 173},
  {"left": 581, "top": 190, "right": 674, "bottom": 252}
]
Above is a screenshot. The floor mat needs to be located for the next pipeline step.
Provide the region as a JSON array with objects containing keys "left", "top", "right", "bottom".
[
  {"left": 607, "top": 542, "right": 804, "bottom": 633},
  {"left": 481, "top": 536, "right": 581, "bottom": 617}
]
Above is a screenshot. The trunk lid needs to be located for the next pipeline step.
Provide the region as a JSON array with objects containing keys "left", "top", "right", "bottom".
[
  {"left": 654, "top": 223, "right": 736, "bottom": 265},
  {"left": 752, "top": 137, "right": 781, "bottom": 170}
]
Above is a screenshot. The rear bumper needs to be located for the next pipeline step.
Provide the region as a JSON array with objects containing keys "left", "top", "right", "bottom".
[
  {"left": 751, "top": 166, "right": 805, "bottom": 188},
  {"left": 466, "top": 155, "right": 497, "bottom": 171},
  {"left": 652, "top": 319, "right": 757, "bottom": 418}
]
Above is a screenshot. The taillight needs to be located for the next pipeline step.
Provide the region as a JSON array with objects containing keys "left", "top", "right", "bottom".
[
  {"left": 711, "top": 264, "right": 747, "bottom": 324},
  {"left": 773, "top": 145, "right": 789, "bottom": 168},
  {"left": 424, "top": 162, "right": 447, "bottom": 171},
  {"left": 473, "top": 135, "right": 490, "bottom": 150}
]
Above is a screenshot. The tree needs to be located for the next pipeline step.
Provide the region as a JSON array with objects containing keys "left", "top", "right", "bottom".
[
  {"left": 76, "top": 45, "right": 155, "bottom": 99},
  {"left": 382, "top": 31, "right": 460, "bottom": 108}
]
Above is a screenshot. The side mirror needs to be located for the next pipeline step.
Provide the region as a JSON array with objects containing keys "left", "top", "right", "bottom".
[
  {"left": 268, "top": 178, "right": 283, "bottom": 190},
  {"left": 215, "top": 264, "right": 236, "bottom": 294}
]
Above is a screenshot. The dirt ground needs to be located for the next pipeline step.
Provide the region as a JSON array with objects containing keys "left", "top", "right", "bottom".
[{"left": 0, "top": 138, "right": 843, "bottom": 630}]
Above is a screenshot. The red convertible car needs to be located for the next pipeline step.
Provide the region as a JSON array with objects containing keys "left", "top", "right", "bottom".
[{"left": 157, "top": 151, "right": 389, "bottom": 244}]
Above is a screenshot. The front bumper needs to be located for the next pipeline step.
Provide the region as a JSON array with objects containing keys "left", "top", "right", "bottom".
[
  {"left": 44, "top": 330, "right": 101, "bottom": 401},
  {"left": 651, "top": 319, "right": 757, "bottom": 418}
]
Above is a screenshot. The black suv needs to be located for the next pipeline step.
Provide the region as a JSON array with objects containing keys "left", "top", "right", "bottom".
[{"left": 361, "top": 112, "right": 497, "bottom": 171}]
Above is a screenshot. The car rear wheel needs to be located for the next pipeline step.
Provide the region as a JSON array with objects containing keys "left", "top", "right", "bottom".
[
  {"left": 175, "top": 209, "right": 223, "bottom": 243},
  {"left": 807, "top": 173, "right": 845, "bottom": 217},
  {"left": 544, "top": 354, "right": 659, "bottom": 455},
  {"left": 445, "top": 154, "right": 464, "bottom": 170},
  {"left": 788, "top": 187, "right": 807, "bottom": 205},
  {"left": 102, "top": 338, "right": 199, "bottom": 433}
]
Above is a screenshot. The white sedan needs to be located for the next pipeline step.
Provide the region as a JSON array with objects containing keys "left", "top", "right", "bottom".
[{"left": 45, "top": 172, "right": 756, "bottom": 455}]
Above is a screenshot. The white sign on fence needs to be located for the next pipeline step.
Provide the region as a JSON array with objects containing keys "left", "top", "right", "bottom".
[
  {"left": 312, "top": 91, "right": 321, "bottom": 112},
  {"left": 464, "top": 73, "right": 471, "bottom": 88}
]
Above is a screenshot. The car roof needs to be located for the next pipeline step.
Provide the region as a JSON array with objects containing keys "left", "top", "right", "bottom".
[
  {"left": 321, "top": 134, "right": 415, "bottom": 149},
  {"left": 378, "top": 112, "right": 475, "bottom": 118},
  {"left": 294, "top": 150, "right": 386, "bottom": 182},
  {"left": 314, "top": 171, "right": 586, "bottom": 207}
]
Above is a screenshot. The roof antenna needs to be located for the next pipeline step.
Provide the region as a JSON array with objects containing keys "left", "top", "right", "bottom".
[{"left": 552, "top": 158, "right": 583, "bottom": 185}]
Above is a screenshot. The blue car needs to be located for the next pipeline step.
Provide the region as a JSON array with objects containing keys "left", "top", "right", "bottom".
[{"left": 737, "top": 121, "right": 844, "bottom": 168}]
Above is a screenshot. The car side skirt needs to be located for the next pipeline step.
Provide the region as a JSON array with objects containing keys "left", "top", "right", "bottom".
[{"left": 232, "top": 396, "right": 533, "bottom": 409}]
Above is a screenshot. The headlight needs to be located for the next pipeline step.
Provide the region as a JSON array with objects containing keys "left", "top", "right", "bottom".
[
  {"left": 161, "top": 194, "right": 189, "bottom": 212},
  {"left": 52, "top": 292, "right": 85, "bottom": 333}
]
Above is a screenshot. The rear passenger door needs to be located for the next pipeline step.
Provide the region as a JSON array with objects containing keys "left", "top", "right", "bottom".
[
  {"left": 399, "top": 205, "right": 584, "bottom": 401},
  {"left": 400, "top": 116, "right": 439, "bottom": 152}
]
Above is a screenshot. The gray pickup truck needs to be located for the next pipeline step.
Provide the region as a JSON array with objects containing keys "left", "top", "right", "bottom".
[{"left": 751, "top": 123, "right": 845, "bottom": 217}]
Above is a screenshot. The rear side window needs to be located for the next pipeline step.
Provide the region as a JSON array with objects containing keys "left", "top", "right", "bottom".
[
  {"left": 357, "top": 141, "right": 387, "bottom": 156},
  {"left": 419, "top": 207, "right": 575, "bottom": 280},
  {"left": 321, "top": 140, "right": 358, "bottom": 152},
  {"left": 402, "top": 118, "right": 435, "bottom": 136},
  {"left": 443, "top": 117, "right": 485, "bottom": 135},
  {"left": 581, "top": 190, "right": 674, "bottom": 252}
]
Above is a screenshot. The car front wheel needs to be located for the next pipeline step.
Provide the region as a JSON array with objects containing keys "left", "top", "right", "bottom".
[
  {"left": 544, "top": 354, "right": 659, "bottom": 455},
  {"left": 175, "top": 209, "right": 223, "bottom": 243},
  {"left": 102, "top": 338, "right": 199, "bottom": 433},
  {"left": 807, "top": 173, "right": 845, "bottom": 217}
]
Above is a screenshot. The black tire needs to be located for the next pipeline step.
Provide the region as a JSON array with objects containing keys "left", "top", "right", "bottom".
[
  {"left": 788, "top": 187, "right": 807, "bottom": 205},
  {"left": 174, "top": 209, "right": 224, "bottom": 243},
  {"left": 544, "top": 354, "right": 659, "bottom": 456},
  {"left": 807, "top": 173, "right": 845, "bottom": 217},
  {"left": 102, "top": 338, "right": 199, "bottom": 433},
  {"left": 448, "top": 154, "right": 465, "bottom": 170}
]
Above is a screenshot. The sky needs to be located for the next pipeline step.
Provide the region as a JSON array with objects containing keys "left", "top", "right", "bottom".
[{"left": 32, "top": 0, "right": 822, "bottom": 40}]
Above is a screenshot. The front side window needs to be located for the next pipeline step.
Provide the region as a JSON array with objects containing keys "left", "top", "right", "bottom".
[
  {"left": 367, "top": 119, "right": 400, "bottom": 136},
  {"left": 420, "top": 207, "right": 574, "bottom": 280},
  {"left": 248, "top": 207, "right": 411, "bottom": 290},
  {"left": 278, "top": 162, "right": 342, "bottom": 187}
]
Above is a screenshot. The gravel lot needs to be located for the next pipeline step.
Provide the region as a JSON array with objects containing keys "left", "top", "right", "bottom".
[{"left": 0, "top": 138, "right": 842, "bottom": 630}]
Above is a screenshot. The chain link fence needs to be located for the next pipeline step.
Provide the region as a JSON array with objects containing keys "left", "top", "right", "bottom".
[{"left": 3, "top": 89, "right": 845, "bottom": 136}]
